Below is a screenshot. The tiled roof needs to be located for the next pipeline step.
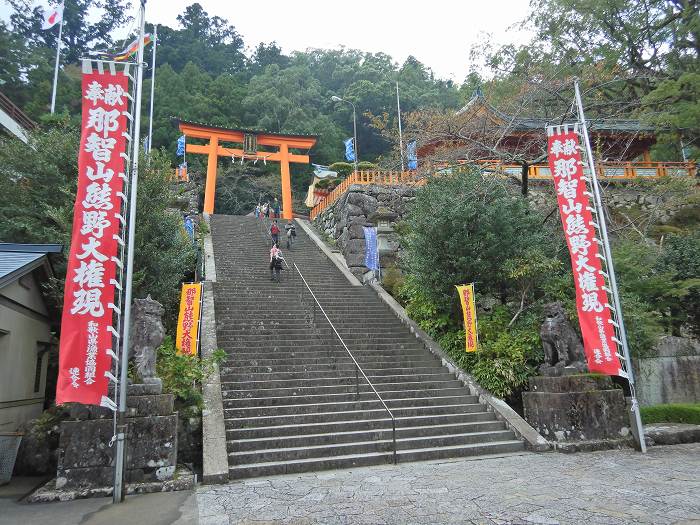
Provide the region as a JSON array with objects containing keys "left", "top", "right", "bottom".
[
  {"left": 0, "top": 244, "right": 62, "bottom": 288},
  {"left": 456, "top": 93, "right": 654, "bottom": 133}
]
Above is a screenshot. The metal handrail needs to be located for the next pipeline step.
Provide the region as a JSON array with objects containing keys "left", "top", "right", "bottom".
[{"left": 291, "top": 262, "right": 397, "bottom": 464}]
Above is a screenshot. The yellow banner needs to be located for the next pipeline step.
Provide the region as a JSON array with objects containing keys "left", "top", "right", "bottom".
[
  {"left": 176, "top": 283, "right": 202, "bottom": 356},
  {"left": 456, "top": 284, "right": 478, "bottom": 352}
]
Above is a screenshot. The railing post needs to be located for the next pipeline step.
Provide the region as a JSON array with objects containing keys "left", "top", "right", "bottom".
[
  {"left": 355, "top": 366, "right": 359, "bottom": 397},
  {"left": 392, "top": 417, "right": 397, "bottom": 464}
]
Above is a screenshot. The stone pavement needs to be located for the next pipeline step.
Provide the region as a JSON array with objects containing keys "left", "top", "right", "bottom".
[
  {"left": 197, "top": 444, "right": 700, "bottom": 525},
  {"left": 0, "top": 476, "right": 197, "bottom": 525}
]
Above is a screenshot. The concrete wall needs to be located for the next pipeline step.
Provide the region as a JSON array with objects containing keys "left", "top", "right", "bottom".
[
  {"left": 634, "top": 336, "right": 700, "bottom": 407},
  {"left": 0, "top": 274, "right": 52, "bottom": 431}
]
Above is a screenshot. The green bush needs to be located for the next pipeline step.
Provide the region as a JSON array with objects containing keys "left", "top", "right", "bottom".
[
  {"left": 399, "top": 275, "right": 452, "bottom": 337},
  {"left": 640, "top": 403, "right": 700, "bottom": 425},
  {"left": 356, "top": 161, "right": 378, "bottom": 171},
  {"left": 402, "top": 167, "right": 560, "bottom": 314},
  {"left": 380, "top": 265, "right": 404, "bottom": 299},
  {"left": 328, "top": 162, "right": 354, "bottom": 177},
  {"left": 156, "top": 336, "right": 226, "bottom": 408}
]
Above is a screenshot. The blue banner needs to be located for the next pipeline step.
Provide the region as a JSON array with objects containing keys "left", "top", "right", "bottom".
[
  {"left": 407, "top": 140, "right": 417, "bottom": 170},
  {"left": 176, "top": 135, "right": 186, "bottom": 157},
  {"left": 363, "top": 226, "right": 379, "bottom": 271},
  {"left": 184, "top": 216, "right": 195, "bottom": 243},
  {"left": 344, "top": 138, "right": 356, "bottom": 162}
]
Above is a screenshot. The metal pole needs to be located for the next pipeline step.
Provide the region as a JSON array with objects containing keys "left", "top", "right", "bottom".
[
  {"left": 147, "top": 24, "right": 157, "bottom": 154},
  {"left": 50, "top": 17, "right": 63, "bottom": 114},
  {"left": 113, "top": 0, "right": 147, "bottom": 503},
  {"left": 396, "top": 81, "right": 405, "bottom": 172},
  {"left": 680, "top": 138, "right": 688, "bottom": 162},
  {"left": 574, "top": 79, "right": 646, "bottom": 453},
  {"left": 351, "top": 101, "right": 358, "bottom": 172}
]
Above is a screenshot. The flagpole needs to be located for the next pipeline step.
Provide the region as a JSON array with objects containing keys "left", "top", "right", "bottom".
[
  {"left": 113, "top": 0, "right": 147, "bottom": 504},
  {"left": 573, "top": 79, "right": 646, "bottom": 453},
  {"left": 50, "top": 16, "right": 63, "bottom": 114},
  {"left": 396, "top": 81, "right": 404, "bottom": 172},
  {"left": 147, "top": 24, "right": 157, "bottom": 154}
]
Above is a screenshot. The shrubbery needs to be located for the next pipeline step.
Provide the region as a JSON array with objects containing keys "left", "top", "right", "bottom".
[
  {"left": 395, "top": 168, "right": 700, "bottom": 400},
  {"left": 640, "top": 403, "right": 700, "bottom": 425},
  {"left": 156, "top": 336, "right": 226, "bottom": 408}
]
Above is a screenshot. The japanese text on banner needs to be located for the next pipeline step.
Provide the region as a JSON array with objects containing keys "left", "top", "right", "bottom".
[
  {"left": 57, "top": 69, "right": 129, "bottom": 406},
  {"left": 176, "top": 283, "right": 202, "bottom": 356},
  {"left": 456, "top": 284, "right": 478, "bottom": 352},
  {"left": 547, "top": 129, "right": 622, "bottom": 376}
]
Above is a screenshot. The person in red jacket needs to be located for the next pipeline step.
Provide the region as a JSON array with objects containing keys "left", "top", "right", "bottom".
[{"left": 270, "top": 220, "right": 280, "bottom": 245}]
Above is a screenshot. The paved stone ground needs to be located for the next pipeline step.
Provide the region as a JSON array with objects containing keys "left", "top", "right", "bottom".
[{"left": 197, "top": 444, "right": 700, "bottom": 525}]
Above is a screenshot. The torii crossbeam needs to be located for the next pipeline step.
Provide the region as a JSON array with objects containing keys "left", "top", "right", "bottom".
[{"left": 174, "top": 119, "right": 317, "bottom": 219}]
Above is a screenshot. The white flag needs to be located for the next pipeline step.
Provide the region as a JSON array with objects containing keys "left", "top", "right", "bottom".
[{"left": 41, "top": 2, "right": 64, "bottom": 30}]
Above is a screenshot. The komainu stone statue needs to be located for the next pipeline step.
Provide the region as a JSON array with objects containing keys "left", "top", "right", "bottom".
[
  {"left": 539, "top": 302, "right": 588, "bottom": 376},
  {"left": 129, "top": 295, "right": 165, "bottom": 383}
]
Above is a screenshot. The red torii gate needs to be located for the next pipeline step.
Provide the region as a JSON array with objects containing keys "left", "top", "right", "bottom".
[{"left": 175, "top": 119, "right": 317, "bottom": 218}]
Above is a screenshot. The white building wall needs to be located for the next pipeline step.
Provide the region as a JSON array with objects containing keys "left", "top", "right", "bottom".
[{"left": 0, "top": 276, "right": 52, "bottom": 431}]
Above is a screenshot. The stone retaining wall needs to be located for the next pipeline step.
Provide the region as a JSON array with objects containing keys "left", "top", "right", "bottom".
[
  {"left": 313, "top": 181, "right": 691, "bottom": 274},
  {"left": 313, "top": 184, "right": 416, "bottom": 277},
  {"left": 634, "top": 336, "right": 700, "bottom": 406}
]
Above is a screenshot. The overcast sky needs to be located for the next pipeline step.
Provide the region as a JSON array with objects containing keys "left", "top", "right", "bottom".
[{"left": 3, "top": 0, "right": 534, "bottom": 82}]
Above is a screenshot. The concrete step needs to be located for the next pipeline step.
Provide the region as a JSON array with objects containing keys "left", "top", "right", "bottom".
[
  {"left": 220, "top": 343, "right": 427, "bottom": 353},
  {"left": 224, "top": 395, "right": 478, "bottom": 417},
  {"left": 210, "top": 214, "right": 524, "bottom": 479},
  {"left": 228, "top": 429, "right": 518, "bottom": 464},
  {"left": 222, "top": 379, "right": 467, "bottom": 398},
  {"left": 226, "top": 412, "right": 500, "bottom": 440},
  {"left": 228, "top": 441, "right": 526, "bottom": 479},
  {"left": 220, "top": 372, "right": 456, "bottom": 389},
  {"left": 220, "top": 366, "right": 447, "bottom": 382},
  {"left": 224, "top": 403, "right": 487, "bottom": 427},
  {"left": 223, "top": 356, "right": 439, "bottom": 369},
  {"left": 224, "top": 388, "right": 475, "bottom": 407},
  {"left": 228, "top": 421, "right": 508, "bottom": 451}
]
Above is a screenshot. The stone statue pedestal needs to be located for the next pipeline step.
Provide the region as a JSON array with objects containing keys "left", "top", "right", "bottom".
[
  {"left": 523, "top": 375, "right": 631, "bottom": 451},
  {"left": 55, "top": 383, "right": 178, "bottom": 490}
]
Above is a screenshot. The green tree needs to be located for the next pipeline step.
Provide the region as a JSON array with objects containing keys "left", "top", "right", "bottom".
[
  {"left": 154, "top": 3, "right": 246, "bottom": 75},
  {"left": 8, "top": 0, "right": 132, "bottom": 64},
  {"left": 0, "top": 126, "right": 195, "bottom": 325},
  {"left": 402, "top": 167, "right": 559, "bottom": 312}
]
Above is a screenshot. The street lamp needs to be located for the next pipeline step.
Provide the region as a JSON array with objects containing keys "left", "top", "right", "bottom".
[{"left": 331, "top": 95, "right": 358, "bottom": 173}]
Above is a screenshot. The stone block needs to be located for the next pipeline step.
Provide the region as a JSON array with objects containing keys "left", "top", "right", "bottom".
[
  {"left": 529, "top": 374, "right": 613, "bottom": 393},
  {"left": 343, "top": 239, "right": 366, "bottom": 267},
  {"left": 57, "top": 413, "right": 178, "bottom": 489},
  {"left": 67, "top": 403, "right": 112, "bottom": 420},
  {"left": 347, "top": 223, "right": 366, "bottom": 240},
  {"left": 128, "top": 383, "right": 162, "bottom": 396},
  {"left": 126, "top": 393, "right": 175, "bottom": 417},
  {"left": 58, "top": 419, "right": 114, "bottom": 469},
  {"left": 523, "top": 375, "right": 629, "bottom": 443}
]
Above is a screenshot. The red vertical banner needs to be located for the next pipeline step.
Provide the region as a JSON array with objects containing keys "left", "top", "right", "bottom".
[
  {"left": 547, "top": 127, "right": 623, "bottom": 376},
  {"left": 56, "top": 68, "right": 130, "bottom": 406}
]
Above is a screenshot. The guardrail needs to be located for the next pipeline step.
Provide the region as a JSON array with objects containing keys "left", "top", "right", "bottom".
[
  {"left": 310, "top": 170, "right": 422, "bottom": 220},
  {"left": 0, "top": 91, "right": 36, "bottom": 132},
  {"left": 292, "top": 262, "right": 398, "bottom": 464},
  {"left": 484, "top": 161, "right": 697, "bottom": 180},
  {"left": 309, "top": 162, "right": 697, "bottom": 220}
]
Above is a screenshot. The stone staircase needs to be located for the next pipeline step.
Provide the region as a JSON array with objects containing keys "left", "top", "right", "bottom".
[{"left": 210, "top": 215, "right": 525, "bottom": 479}]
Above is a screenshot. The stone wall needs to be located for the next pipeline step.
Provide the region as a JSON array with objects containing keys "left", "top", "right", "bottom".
[
  {"left": 313, "top": 184, "right": 416, "bottom": 278},
  {"left": 313, "top": 181, "right": 691, "bottom": 275},
  {"left": 526, "top": 183, "right": 688, "bottom": 224},
  {"left": 633, "top": 336, "right": 700, "bottom": 406}
]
